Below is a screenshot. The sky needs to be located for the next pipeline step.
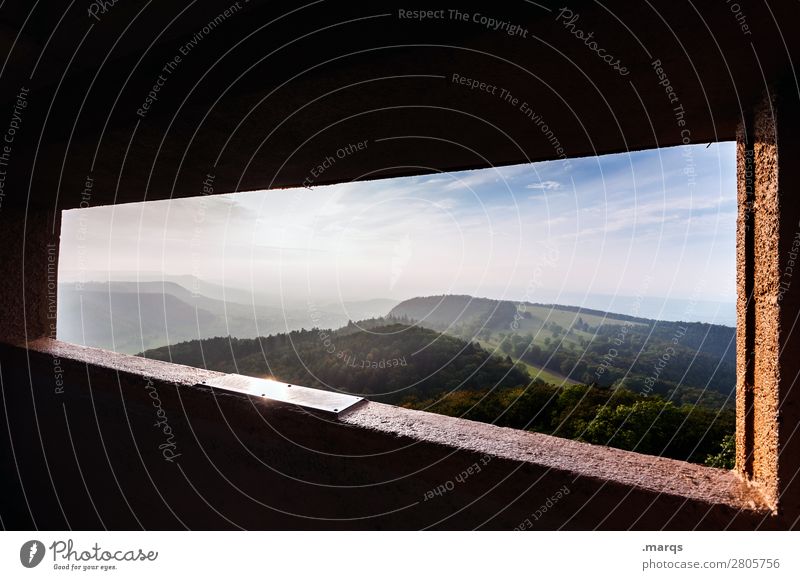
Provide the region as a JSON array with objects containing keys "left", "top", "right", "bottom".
[{"left": 60, "top": 142, "right": 737, "bottom": 322}]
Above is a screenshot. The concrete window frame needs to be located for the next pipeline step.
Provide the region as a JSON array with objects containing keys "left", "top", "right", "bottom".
[{"left": 734, "top": 88, "right": 800, "bottom": 522}]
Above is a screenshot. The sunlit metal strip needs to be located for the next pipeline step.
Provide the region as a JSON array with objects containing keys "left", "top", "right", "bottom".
[{"left": 198, "top": 373, "right": 364, "bottom": 416}]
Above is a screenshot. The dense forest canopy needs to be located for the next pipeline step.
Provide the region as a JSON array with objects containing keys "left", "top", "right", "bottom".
[{"left": 143, "top": 294, "right": 737, "bottom": 468}]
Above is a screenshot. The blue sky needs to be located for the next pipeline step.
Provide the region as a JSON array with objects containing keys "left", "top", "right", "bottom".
[{"left": 60, "top": 142, "right": 737, "bottom": 319}]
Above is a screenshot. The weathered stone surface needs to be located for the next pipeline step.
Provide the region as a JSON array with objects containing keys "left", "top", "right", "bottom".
[{"left": 736, "top": 86, "right": 800, "bottom": 521}]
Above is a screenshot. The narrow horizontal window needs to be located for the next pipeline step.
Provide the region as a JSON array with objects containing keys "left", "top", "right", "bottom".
[{"left": 58, "top": 142, "right": 736, "bottom": 466}]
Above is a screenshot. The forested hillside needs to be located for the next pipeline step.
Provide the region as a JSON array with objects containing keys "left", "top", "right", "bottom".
[
  {"left": 143, "top": 322, "right": 528, "bottom": 403},
  {"left": 142, "top": 317, "right": 735, "bottom": 467},
  {"left": 391, "top": 295, "right": 736, "bottom": 409}
]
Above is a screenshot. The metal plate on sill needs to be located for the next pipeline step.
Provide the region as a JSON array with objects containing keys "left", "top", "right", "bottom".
[{"left": 199, "top": 374, "right": 364, "bottom": 415}]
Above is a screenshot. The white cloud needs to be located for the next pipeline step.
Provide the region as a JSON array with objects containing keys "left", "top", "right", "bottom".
[
  {"left": 433, "top": 198, "right": 458, "bottom": 209},
  {"left": 526, "top": 180, "right": 562, "bottom": 191}
]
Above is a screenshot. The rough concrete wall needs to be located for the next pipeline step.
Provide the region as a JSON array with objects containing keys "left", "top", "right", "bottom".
[
  {"left": 737, "top": 85, "right": 800, "bottom": 520},
  {"left": 0, "top": 206, "right": 59, "bottom": 343},
  {"left": 736, "top": 121, "right": 755, "bottom": 478},
  {"left": 752, "top": 92, "right": 781, "bottom": 506}
]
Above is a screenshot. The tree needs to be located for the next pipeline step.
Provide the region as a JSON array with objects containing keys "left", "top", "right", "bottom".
[
  {"left": 585, "top": 400, "right": 684, "bottom": 456},
  {"left": 526, "top": 344, "right": 542, "bottom": 363},
  {"left": 704, "top": 433, "right": 735, "bottom": 469}
]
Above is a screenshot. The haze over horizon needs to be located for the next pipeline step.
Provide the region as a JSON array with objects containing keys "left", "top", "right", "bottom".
[{"left": 59, "top": 142, "right": 737, "bottom": 325}]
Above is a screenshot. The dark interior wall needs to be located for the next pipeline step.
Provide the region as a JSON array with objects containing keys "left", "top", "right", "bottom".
[{"left": 0, "top": 0, "right": 795, "bottom": 210}]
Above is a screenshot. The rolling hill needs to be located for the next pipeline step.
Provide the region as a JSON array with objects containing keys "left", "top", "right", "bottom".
[
  {"left": 390, "top": 295, "right": 736, "bottom": 407},
  {"left": 142, "top": 322, "right": 529, "bottom": 404}
]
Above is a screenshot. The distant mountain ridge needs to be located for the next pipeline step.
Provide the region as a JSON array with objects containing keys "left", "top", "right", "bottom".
[
  {"left": 57, "top": 279, "right": 398, "bottom": 354},
  {"left": 389, "top": 293, "right": 717, "bottom": 328}
]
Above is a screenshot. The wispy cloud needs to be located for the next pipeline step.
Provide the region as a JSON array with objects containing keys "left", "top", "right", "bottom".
[{"left": 526, "top": 180, "right": 562, "bottom": 191}]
